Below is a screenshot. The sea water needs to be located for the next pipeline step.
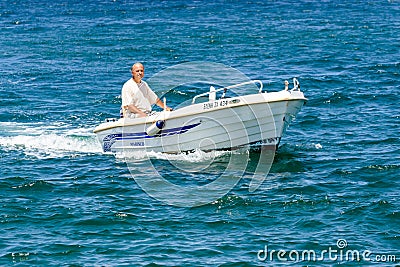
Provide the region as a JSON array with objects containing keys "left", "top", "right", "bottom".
[{"left": 1, "top": 1, "right": 399, "bottom": 266}]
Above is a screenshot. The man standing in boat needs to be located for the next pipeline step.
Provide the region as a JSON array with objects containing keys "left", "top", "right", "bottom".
[{"left": 121, "top": 62, "right": 172, "bottom": 118}]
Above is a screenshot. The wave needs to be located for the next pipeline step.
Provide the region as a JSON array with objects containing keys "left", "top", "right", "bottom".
[{"left": 0, "top": 122, "right": 102, "bottom": 158}]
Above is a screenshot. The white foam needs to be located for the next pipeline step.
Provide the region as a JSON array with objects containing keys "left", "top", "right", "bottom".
[
  {"left": 0, "top": 133, "right": 101, "bottom": 152},
  {"left": 315, "top": 143, "right": 323, "bottom": 149},
  {"left": 115, "top": 148, "right": 232, "bottom": 163},
  {"left": 0, "top": 122, "right": 102, "bottom": 158}
]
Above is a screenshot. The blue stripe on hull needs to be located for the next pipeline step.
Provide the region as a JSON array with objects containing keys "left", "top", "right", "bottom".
[{"left": 102, "top": 122, "right": 201, "bottom": 152}]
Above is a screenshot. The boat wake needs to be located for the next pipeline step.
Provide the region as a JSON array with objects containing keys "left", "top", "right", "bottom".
[{"left": 0, "top": 122, "right": 102, "bottom": 158}]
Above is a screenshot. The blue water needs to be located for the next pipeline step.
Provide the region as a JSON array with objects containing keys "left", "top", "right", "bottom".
[{"left": 1, "top": 0, "right": 399, "bottom": 266}]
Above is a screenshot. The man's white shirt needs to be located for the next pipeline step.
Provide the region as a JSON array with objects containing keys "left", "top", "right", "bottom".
[{"left": 121, "top": 79, "right": 158, "bottom": 116}]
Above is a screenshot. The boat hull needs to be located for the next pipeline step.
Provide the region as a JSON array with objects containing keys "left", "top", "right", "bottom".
[{"left": 94, "top": 90, "right": 306, "bottom": 154}]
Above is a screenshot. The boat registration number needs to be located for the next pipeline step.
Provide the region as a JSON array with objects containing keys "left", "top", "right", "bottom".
[{"left": 203, "top": 100, "right": 228, "bottom": 110}]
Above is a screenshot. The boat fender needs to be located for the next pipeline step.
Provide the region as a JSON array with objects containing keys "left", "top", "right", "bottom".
[{"left": 146, "top": 120, "right": 165, "bottom": 136}]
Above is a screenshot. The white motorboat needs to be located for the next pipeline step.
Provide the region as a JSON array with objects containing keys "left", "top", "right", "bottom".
[{"left": 94, "top": 79, "right": 306, "bottom": 154}]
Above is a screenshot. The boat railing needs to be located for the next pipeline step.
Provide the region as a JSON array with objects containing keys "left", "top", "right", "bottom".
[
  {"left": 191, "top": 80, "right": 263, "bottom": 104},
  {"left": 284, "top": 78, "right": 301, "bottom": 91}
]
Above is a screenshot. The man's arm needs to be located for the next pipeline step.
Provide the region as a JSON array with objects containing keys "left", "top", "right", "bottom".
[
  {"left": 123, "top": 104, "right": 147, "bottom": 117},
  {"left": 155, "top": 98, "right": 172, "bottom": 111}
]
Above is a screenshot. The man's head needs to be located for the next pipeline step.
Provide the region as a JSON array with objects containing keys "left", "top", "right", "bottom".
[{"left": 131, "top": 62, "right": 144, "bottom": 83}]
